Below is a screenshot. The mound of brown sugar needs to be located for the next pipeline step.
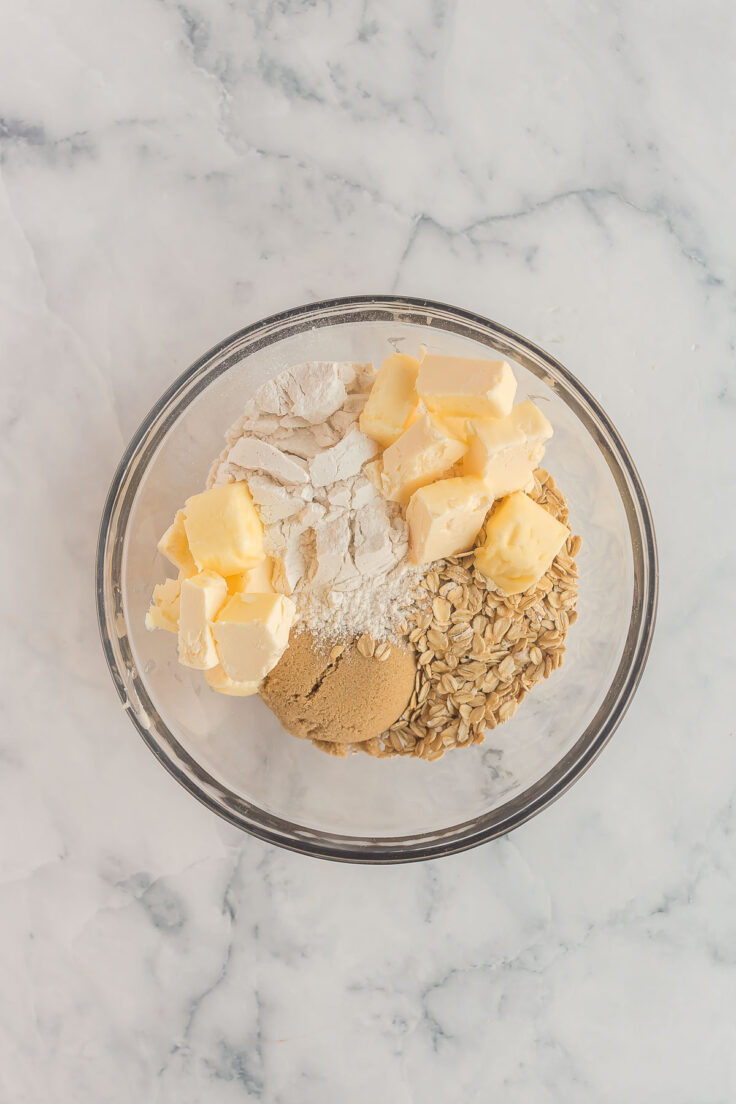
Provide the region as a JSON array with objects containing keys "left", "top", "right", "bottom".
[{"left": 260, "top": 629, "right": 416, "bottom": 746}]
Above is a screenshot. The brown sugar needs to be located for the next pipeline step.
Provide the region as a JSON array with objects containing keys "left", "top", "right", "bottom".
[{"left": 260, "top": 628, "right": 416, "bottom": 746}]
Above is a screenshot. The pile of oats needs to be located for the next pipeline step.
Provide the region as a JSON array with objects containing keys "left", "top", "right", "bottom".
[{"left": 357, "top": 469, "right": 580, "bottom": 761}]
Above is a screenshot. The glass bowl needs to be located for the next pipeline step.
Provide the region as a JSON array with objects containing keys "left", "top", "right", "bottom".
[{"left": 96, "top": 296, "right": 657, "bottom": 863}]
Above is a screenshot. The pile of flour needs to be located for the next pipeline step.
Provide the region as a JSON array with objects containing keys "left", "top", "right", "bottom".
[{"left": 208, "top": 361, "right": 422, "bottom": 642}]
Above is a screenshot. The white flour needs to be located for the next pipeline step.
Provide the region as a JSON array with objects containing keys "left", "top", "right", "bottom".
[{"left": 208, "top": 361, "right": 423, "bottom": 642}]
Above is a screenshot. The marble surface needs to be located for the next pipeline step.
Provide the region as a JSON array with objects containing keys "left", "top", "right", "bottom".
[{"left": 2, "top": 0, "right": 735, "bottom": 1100}]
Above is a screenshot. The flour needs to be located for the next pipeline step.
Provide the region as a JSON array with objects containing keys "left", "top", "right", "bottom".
[{"left": 208, "top": 361, "right": 423, "bottom": 642}]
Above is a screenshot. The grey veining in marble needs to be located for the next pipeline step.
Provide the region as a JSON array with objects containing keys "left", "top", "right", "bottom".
[{"left": 1, "top": 1, "right": 735, "bottom": 1101}]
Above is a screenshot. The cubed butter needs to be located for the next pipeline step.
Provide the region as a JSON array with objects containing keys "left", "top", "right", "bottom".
[
  {"left": 402, "top": 402, "right": 424, "bottom": 431},
  {"left": 204, "top": 664, "right": 260, "bottom": 697},
  {"left": 225, "top": 557, "right": 275, "bottom": 595},
  {"left": 406, "top": 403, "right": 469, "bottom": 442},
  {"left": 380, "top": 413, "right": 468, "bottom": 505},
  {"left": 177, "top": 570, "right": 228, "bottom": 669},
  {"left": 359, "top": 353, "right": 420, "bottom": 447},
  {"left": 463, "top": 400, "right": 553, "bottom": 495},
  {"left": 157, "top": 509, "right": 197, "bottom": 576},
  {"left": 475, "top": 491, "right": 570, "bottom": 595},
  {"left": 145, "top": 577, "right": 181, "bottom": 633},
  {"left": 441, "top": 416, "right": 472, "bottom": 443},
  {"left": 183, "top": 482, "right": 264, "bottom": 576},
  {"left": 417, "top": 355, "right": 517, "bottom": 419},
  {"left": 406, "top": 476, "right": 494, "bottom": 565},
  {"left": 213, "top": 592, "right": 296, "bottom": 683}
]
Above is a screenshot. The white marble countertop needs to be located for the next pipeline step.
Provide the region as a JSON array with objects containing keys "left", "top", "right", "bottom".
[{"left": 2, "top": 1, "right": 734, "bottom": 1100}]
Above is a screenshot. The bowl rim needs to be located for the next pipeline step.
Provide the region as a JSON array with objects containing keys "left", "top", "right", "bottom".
[{"left": 96, "top": 294, "right": 658, "bottom": 863}]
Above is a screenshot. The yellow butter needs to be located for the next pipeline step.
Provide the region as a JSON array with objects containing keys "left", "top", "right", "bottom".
[
  {"left": 440, "top": 416, "right": 472, "bottom": 443},
  {"left": 475, "top": 491, "right": 570, "bottom": 595},
  {"left": 417, "top": 355, "right": 517, "bottom": 419},
  {"left": 157, "top": 509, "right": 197, "bottom": 576},
  {"left": 380, "top": 413, "right": 468, "bottom": 505},
  {"left": 406, "top": 476, "right": 494, "bottom": 565},
  {"left": 183, "top": 482, "right": 264, "bottom": 577},
  {"left": 359, "top": 353, "right": 420, "bottom": 448},
  {"left": 145, "top": 577, "right": 181, "bottom": 633},
  {"left": 463, "top": 400, "right": 553, "bottom": 495},
  {"left": 225, "top": 557, "right": 274, "bottom": 595},
  {"left": 177, "top": 570, "right": 228, "bottom": 669},
  {"left": 213, "top": 592, "right": 296, "bottom": 683},
  {"left": 402, "top": 402, "right": 424, "bottom": 431},
  {"left": 204, "top": 664, "right": 260, "bottom": 697}
]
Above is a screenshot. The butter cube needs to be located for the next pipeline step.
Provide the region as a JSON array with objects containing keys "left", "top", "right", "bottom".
[
  {"left": 463, "top": 400, "right": 553, "bottom": 495},
  {"left": 178, "top": 570, "right": 228, "bottom": 669},
  {"left": 441, "top": 416, "right": 472, "bottom": 443},
  {"left": 402, "top": 402, "right": 424, "bottom": 431},
  {"left": 204, "top": 664, "right": 260, "bottom": 697},
  {"left": 213, "top": 592, "right": 296, "bottom": 683},
  {"left": 183, "top": 482, "right": 264, "bottom": 577},
  {"left": 145, "top": 577, "right": 181, "bottom": 633},
  {"left": 380, "top": 413, "right": 468, "bottom": 505},
  {"left": 359, "top": 353, "right": 420, "bottom": 447},
  {"left": 157, "top": 510, "right": 197, "bottom": 576},
  {"left": 406, "top": 476, "right": 494, "bottom": 565},
  {"left": 225, "top": 557, "right": 275, "bottom": 595},
  {"left": 417, "top": 355, "right": 517, "bottom": 419},
  {"left": 406, "top": 401, "right": 470, "bottom": 443},
  {"left": 475, "top": 491, "right": 570, "bottom": 595}
]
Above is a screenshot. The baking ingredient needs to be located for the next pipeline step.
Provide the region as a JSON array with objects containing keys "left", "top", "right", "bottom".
[
  {"left": 210, "top": 361, "right": 422, "bottom": 643},
  {"left": 380, "top": 413, "right": 468, "bottom": 504},
  {"left": 359, "top": 353, "right": 420, "bottom": 447},
  {"left": 157, "top": 510, "right": 196, "bottom": 576},
  {"left": 463, "top": 400, "right": 553, "bottom": 495},
  {"left": 148, "top": 485, "right": 284, "bottom": 689},
  {"left": 225, "top": 557, "right": 275, "bottom": 595},
  {"left": 361, "top": 471, "right": 580, "bottom": 760},
  {"left": 227, "top": 437, "right": 309, "bottom": 484},
  {"left": 145, "top": 578, "right": 181, "bottom": 633},
  {"left": 475, "top": 490, "right": 570, "bottom": 595},
  {"left": 184, "top": 483, "right": 264, "bottom": 576},
  {"left": 406, "top": 475, "right": 494, "bottom": 565},
  {"left": 440, "top": 416, "right": 473, "bottom": 443},
  {"left": 261, "top": 629, "right": 416, "bottom": 745},
  {"left": 417, "top": 355, "right": 517, "bottom": 419},
  {"left": 308, "top": 424, "right": 379, "bottom": 486},
  {"left": 145, "top": 339, "right": 580, "bottom": 756},
  {"left": 178, "top": 570, "right": 229, "bottom": 669},
  {"left": 242, "top": 359, "right": 353, "bottom": 426},
  {"left": 204, "top": 664, "right": 259, "bottom": 696},
  {"left": 212, "top": 592, "right": 296, "bottom": 683}
]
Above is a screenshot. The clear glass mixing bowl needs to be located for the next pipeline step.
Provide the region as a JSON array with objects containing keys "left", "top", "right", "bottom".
[{"left": 96, "top": 296, "right": 657, "bottom": 863}]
